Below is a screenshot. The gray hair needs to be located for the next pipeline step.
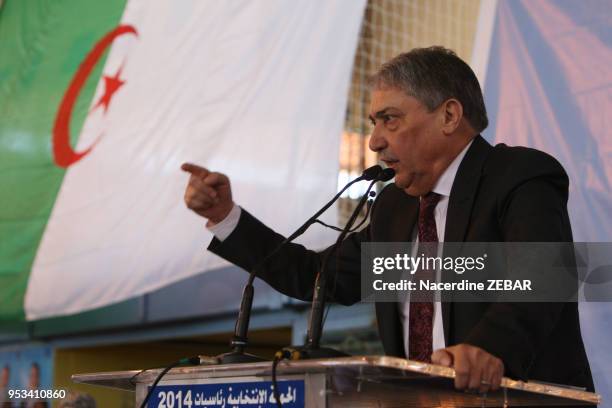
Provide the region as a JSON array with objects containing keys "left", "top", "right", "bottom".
[{"left": 369, "top": 46, "right": 488, "bottom": 133}]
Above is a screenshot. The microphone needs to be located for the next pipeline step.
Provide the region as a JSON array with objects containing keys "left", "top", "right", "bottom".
[
  {"left": 379, "top": 167, "right": 395, "bottom": 181},
  {"left": 361, "top": 164, "right": 384, "bottom": 181},
  {"left": 217, "top": 165, "right": 387, "bottom": 364}
]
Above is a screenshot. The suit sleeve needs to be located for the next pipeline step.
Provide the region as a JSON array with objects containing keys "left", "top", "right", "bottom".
[
  {"left": 463, "top": 161, "right": 573, "bottom": 381},
  {"left": 207, "top": 203, "right": 374, "bottom": 306}
]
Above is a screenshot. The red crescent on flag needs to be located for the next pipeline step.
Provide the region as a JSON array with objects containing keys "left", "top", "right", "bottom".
[{"left": 52, "top": 24, "right": 138, "bottom": 168}]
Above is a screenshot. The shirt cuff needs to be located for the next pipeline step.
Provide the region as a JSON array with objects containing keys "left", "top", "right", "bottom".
[{"left": 207, "top": 204, "right": 241, "bottom": 241}]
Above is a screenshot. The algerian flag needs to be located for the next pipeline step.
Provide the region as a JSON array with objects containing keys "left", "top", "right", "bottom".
[{"left": 0, "top": 0, "right": 366, "bottom": 322}]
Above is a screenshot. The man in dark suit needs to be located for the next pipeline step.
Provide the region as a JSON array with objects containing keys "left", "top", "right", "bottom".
[{"left": 181, "top": 47, "right": 593, "bottom": 394}]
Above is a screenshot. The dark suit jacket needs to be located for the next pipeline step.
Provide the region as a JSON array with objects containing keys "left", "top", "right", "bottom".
[{"left": 209, "top": 135, "right": 594, "bottom": 391}]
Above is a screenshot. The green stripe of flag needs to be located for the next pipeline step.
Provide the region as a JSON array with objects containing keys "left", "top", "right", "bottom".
[{"left": 0, "top": 0, "right": 127, "bottom": 325}]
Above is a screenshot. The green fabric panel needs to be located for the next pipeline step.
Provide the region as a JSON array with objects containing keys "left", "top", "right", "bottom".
[{"left": 0, "top": 0, "right": 127, "bottom": 326}]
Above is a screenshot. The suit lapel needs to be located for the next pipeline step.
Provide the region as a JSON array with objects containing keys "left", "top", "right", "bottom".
[
  {"left": 444, "top": 135, "right": 491, "bottom": 242},
  {"left": 389, "top": 189, "right": 419, "bottom": 242},
  {"left": 374, "top": 188, "right": 419, "bottom": 358},
  {"left": 442, "top": 135, "right": 492, "bottom": 344}
]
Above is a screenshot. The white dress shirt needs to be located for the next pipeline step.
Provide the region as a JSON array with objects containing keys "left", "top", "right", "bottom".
[
  {"left": 208, "top": 203, "right": 242, "bottom": 240},
  {"left": 208, "top": 139, "right": 473, "bottom": 358},
  {"left": 398, "top": 139, "right": 473, "bottom": 357}
]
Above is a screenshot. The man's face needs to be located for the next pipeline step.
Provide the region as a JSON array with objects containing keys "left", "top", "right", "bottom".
[
  {"left": 368, "top": 86, "right": 448, "bottom": 196},
  {"left": 29, "top": 365, "right": 39, "bottom": 389},
  {"left": 1, "top": 367, "right": 8, "bottom": 387}
]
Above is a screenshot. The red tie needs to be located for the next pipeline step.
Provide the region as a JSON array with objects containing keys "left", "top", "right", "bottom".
[{"left": 408, "top": 192, "right": 441, "bottom": 362}]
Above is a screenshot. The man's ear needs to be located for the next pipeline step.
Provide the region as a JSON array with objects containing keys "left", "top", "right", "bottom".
[{"left": 440, "top": 99, "right": 463, "bottom": 135}]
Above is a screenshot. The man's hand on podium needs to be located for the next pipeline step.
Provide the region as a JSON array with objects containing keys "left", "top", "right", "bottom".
[
  {"left": 432, "top": 344, "right": 504, "bottom": 394},
  {"left": 181, "top": 163, "right": 234, "bottom": 226}
]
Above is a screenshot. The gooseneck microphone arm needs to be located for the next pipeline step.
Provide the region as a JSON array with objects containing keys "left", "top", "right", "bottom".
[
  {"left": 218, "top": 165, "right": 386, "bottom": 364},
  {"left": 247, "top": 164, "right": 382, "bottom": 288}
]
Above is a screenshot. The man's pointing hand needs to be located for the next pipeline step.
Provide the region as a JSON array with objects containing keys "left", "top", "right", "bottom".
[{"left": 181, "top": 162, "right": 234, "bottom": 225}]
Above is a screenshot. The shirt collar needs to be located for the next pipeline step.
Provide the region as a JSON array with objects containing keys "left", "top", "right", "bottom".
[{"left": 431, "top": 138, "right": 474, "bottom": 197}]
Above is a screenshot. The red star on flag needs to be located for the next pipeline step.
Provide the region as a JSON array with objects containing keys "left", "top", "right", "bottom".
[
  {"left": 52, "top": 24, "right": 137, "bottom": 168},
  {"left": 94, "top": 67, "right": 125, "bottom": 113}
]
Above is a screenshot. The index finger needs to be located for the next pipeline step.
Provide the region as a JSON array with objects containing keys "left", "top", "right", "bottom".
[
  {"left": 203, "top": 172, "right": 228, "bottom": 187},
  {"left": 181, "top": 162, "right": 209, "bottom": 177},
  {"left": 431, "top": 349, "right": 453, "bottom": 367}
]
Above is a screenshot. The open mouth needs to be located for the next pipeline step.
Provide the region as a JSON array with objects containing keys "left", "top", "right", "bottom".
[{"left": 381, "top": 159, "right": 399, "bottom": 168}]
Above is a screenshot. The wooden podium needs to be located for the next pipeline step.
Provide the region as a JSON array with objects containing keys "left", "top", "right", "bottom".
[{"left": 72, "top": 356, "right": 600, "bottom": 407}]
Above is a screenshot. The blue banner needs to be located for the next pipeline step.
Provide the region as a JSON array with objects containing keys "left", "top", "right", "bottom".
[
  {"left": 482, "top": 1, "right": 612, "bottom": 404},
  {"left": 147, "top": 379, "right": 305, "bottom": 408}
]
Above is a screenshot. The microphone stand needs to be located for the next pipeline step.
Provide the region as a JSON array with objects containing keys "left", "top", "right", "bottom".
[
  {"left": 217, "top": 166, "right": 384, "bottom": 364},
  {"left": 295, "top": 179, "right": 378, "bottom": 358},
  {"left": 293, "top": 168, "right": 394, "bottom": 359}
]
